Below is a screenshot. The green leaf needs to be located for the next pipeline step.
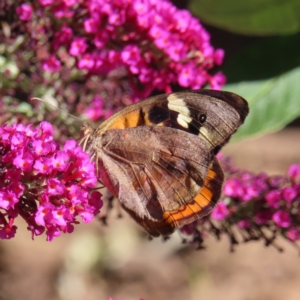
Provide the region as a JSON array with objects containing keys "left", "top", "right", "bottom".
[
  {"left": 223, "top": 33, "right": 300, "bottom": 83},
  {"left": 224, "top": 67, "right": 300, "bottom": 141},
  {"left": 189, "top": 0, "right": 300, "bottom": 36}
]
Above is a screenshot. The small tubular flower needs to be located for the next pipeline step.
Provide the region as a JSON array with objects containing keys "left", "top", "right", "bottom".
[{"left": 0, "top": 122, "right": 102, "bottom": 241}]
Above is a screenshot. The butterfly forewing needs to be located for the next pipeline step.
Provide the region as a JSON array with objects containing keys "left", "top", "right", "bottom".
[{"left": 97, "top": 90, "right": 248, "bottom": 151}]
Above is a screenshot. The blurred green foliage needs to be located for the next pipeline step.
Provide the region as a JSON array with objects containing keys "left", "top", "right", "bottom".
[
  {"left": 222, "top": 33, "right": 300, "bottom": 140},
  {"left": 226, "top": 67, "right": 300, "bottom": 141},
  {"left": 189, "top": 0, "right": 300, "bottom": 35},
  {"left": 223, "top": 33, "right": 300, "bottom": 82}
]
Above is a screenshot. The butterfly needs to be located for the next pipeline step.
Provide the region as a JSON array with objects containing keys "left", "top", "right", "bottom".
[{"left": 80, "top": 89, "right": 249, "bottom": 237}]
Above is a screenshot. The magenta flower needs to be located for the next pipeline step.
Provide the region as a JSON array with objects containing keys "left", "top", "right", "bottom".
[
  {"left": 16, "top": 4, "right": 33, "bottom": 21},
  {"left": 38, "top": 0, "right": 54, "bottom": 6},
  {"left": 43, "top": 55, "right": 61, "bottom": 73},
  {"left": 214, "top": 49, "right": 225, "bottom": 65},
  {"left": 121, "top": 44, "right": 141, "bottom": 63},
  {"left": 237, "top": 184, "right": 261, "bottom": 202},
  {"left": 286, "top": 227, "right": 300, "bottom": 242},
  {"left": 0, "top": 190, "right": 19, "bottom": 210},
  {"left": 223, "top": 178, "right": 240, "bottom": 198},
  {"left": 265, "top": 190, "right": 281, "bottom": 208},
  {"left": 272, "top": 210, "right": 291, "bottom": 228},
  {"left": 78, "top": 54, "right": 95, "bottom": 70},
  {"left": 288, "top": 164, "right": 300, "bottom": 180},
  {"left": 178, "top": 64, "right": 197, "bottom": 88},
  {"left": 69, "top": 38, "right": 88, "bottom": 57},
  {"left": 0, "top": 122, "right": 102, "bottom": 241},
  {"left": 211, "top": 201, "right": 229, "bottom": 220},
  {"left": 84, "top": 17, "right": 99, "bottom": 33},
  {"left": 13, "top": 151, "right": 34, "bottom": 172},
  {"left": 209, "top": 72, "right": 227, "bottom": 90},
  {"left": 281, "top": 186, "right": 297, "bottom": 202},
  {"left": 64, "top": 0, "right": 77, "bottom": 7}
]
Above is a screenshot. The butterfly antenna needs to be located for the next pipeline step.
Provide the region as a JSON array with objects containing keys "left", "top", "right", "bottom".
[{"left": 31, "top": 97, "right": 83, "bottom": 123}]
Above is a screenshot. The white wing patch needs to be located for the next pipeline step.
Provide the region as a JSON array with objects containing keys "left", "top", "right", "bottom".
[
  {"left": 167, "top": 96, "right": 190, "bottom": 117},
  {"left": 177, "top": 114, "right": 192, "bottom": 128}
]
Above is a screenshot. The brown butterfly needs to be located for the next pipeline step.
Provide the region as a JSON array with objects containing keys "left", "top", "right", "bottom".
[{"left": 80, "top": 90, "right": 249, "bottom": 237}]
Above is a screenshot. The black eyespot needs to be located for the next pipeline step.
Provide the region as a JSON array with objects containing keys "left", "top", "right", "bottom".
[{"left": 199, "top": 114, "right": 206, "bottom": 123}]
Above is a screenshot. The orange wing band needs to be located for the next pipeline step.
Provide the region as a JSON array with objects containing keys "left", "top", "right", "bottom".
[{"left": 162, "top": 157, "right": 224, "bottom": 228}]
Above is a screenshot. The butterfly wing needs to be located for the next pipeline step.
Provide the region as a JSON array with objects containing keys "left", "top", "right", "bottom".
[
  {"left": 96, "top": 90, "right": 248, "bottom": 154},
  {"left": 96, "top": 123, "right": 224, "bottom": 236},
  {"left": 123, "top": 157, "right": 224, "bottom": 236},
  {"left": 162, "top": 157, "right": 224, "bottom": 233},
  {"left": 83, "top": 89, "right": 248, "bottom": 236},
  {"left": 97, "top": 125, "right": 212, "bottom": 212}
]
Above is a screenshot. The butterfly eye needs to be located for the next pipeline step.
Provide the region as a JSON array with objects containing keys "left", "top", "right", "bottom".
[{"left": 199, "top": 114, "right": 206, "bottom": 123}]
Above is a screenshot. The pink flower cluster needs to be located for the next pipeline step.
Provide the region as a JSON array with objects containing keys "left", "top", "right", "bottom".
[
  {"left": 0, "top": 122, "right": 102, "bottom": 241},
  {"left": 16, "top": 0, "right": 225, "bottom": 105},
  {"left": 212, "top": 162, "right": 300, "bottom": 241},
  {"left": 181, "top": 158, "right": 300, "bottom": 249}
]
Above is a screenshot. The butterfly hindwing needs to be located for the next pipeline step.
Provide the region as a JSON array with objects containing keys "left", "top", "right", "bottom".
[
  {"left": 96, "top": 126, "right": 213, "bottom": 219},
  {"left": 121, "top": 157, "right": 224, "bottom": 237}
]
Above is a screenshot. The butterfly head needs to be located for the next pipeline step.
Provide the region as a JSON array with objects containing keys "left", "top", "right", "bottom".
[{"left": 79, "top": 123, "right": 93, "bottom": 150}]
